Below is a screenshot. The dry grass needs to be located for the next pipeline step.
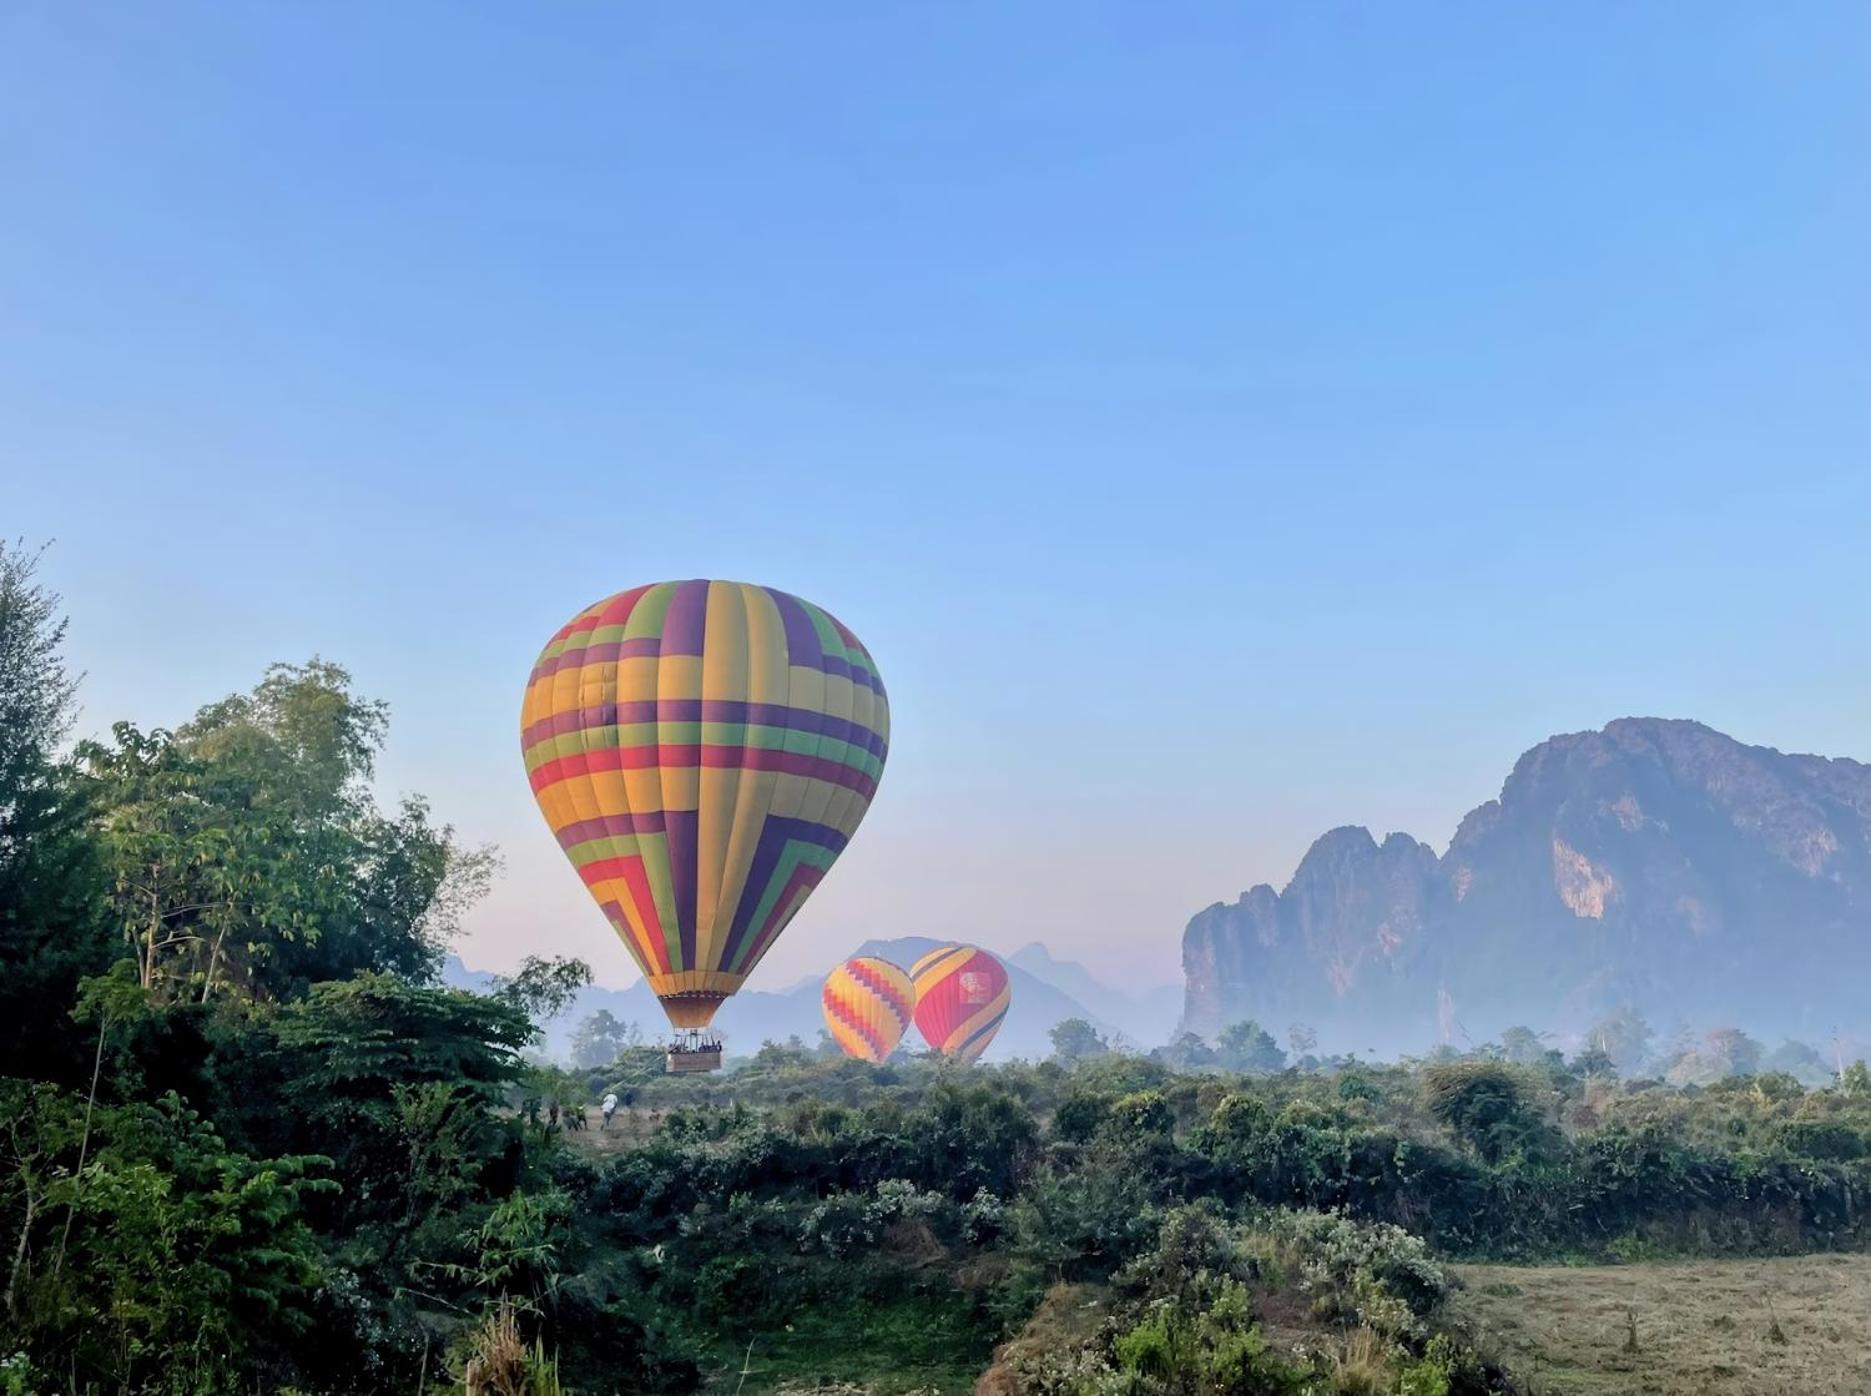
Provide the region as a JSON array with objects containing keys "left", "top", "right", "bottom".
[
  {"left": 558, "top": 1107, "right": 667, "bottom": 1153},
  {"left": 1451, "top": 1253, "right": 1871, "bottom": 1395},
  {"left": 974, "top": 1283, "right": 1109, "bottom": 1396}
]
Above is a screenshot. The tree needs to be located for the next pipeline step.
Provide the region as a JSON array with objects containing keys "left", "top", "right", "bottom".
[
  {"left": 1216, "top": 1021, "right": 1286, "bottom": 1074},
  {"left": 570, "top": 1009, "right": 639, "bottom": 1068},
  {"left": 1569, "top": 1045, "right": 1618, "bottom": 1079},
  {"left": 490, "top": 954, "right": 593, "bottom": 1027},
  {"left": 0, "top": 542, "right": 112, "bottom": 1080},
  {"left": 1585, "top": 1006, "right": 1655, "bottom": 1075},
  {"left": 1049, "top": 1017, "right": 1110, "bottom": 1065},
  {"left": 79, "top": 660, "right": 496, "bottom": 1001},
  {"left": 1104, "top": 1090, "right": 1174, "bottom": 1144},
  {"left": 1287, "top": 1024, "right": 1318, "bottom": 1059},
  {"left": 1421, "top": 1062, "right": 1550, "bottom": 1165},
  {"left": 268, "top": 973, "right": 534, "bottom": 1236},
  {"left": 1763, "top": 1039, "right": 1832, "bottom": 1087},
  {"left": 1, "top": 1083, "right": 330, "bottom": 1390},
  {"left": 1153, "top": 1033, "right": 1218, "bottom": 1070},
  {"left": 1704, "top": 1027, "right": 1762, "bottom": 1078},
  {"left": 1498, "top": 1026, "right": 1552, "bottom": 1066}
]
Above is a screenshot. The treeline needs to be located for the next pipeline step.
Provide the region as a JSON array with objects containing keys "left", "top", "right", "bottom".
[
  {"left": 0, "top": 543, "right": 607, "bottom": 1392},
  {"left": 522, "top": 1039, "right": 1871, "bottom": 1389},
  {"left": 8, "top": 539, "right": 1871, "bottom": 1396}
]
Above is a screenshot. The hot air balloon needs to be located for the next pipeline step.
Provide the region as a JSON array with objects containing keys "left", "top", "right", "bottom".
[
  {"left": 522, "top": 580, "right": 889, "bottom": 1071},
  {"left": 821, "top": 956, "right": 915, "bottom": 1063},
  {"left": 911, "top": 944, "right": 1010, "bottom": 1063}
]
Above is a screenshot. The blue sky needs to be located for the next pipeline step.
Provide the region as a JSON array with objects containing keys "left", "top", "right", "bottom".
[{"left": 4, "top": 4, "right": 1868, "bottom": 990}]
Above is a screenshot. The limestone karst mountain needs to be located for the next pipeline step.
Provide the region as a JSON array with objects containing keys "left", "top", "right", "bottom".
[{"left": 1182, "top": 719, "right": 1871, "bottom": 1053}]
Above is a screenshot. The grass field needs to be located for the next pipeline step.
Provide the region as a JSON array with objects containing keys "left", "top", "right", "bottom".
[{"left": 1452, "top": 1254, "right": 1871, "bottom": 1395}]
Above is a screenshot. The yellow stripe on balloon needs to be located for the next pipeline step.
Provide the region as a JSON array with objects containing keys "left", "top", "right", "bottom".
[
  {"left": 712, "top": 585, "right": 787, "bottom": 965},
  {"left": 694, "top": 582, "right": 749, "bottom": 969}
]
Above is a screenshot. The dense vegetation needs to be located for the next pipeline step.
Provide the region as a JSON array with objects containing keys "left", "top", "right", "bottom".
[{"left": 5, "top": 540, "right": 1871, "bottom": 1395}]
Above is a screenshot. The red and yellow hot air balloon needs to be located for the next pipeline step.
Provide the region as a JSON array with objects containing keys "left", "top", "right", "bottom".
[
  {"left": 521, "top": 581, "right": 888, "bottom": 1051},
  {"left": 911, "top": 944, "right": 1010, "bottom": 1063},
  {"left": 821, "top": 956, "right": 915, "bottom": 1063}
]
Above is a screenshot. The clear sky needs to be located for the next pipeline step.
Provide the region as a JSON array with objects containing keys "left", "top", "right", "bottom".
[{"left": 4, "top": 4, "right": 1868, "bottom": 991}]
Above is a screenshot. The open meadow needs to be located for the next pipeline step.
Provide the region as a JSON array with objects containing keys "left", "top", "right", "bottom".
[{"left": 1451, "top": 1254, "right": 1871, "bottom": 1396}]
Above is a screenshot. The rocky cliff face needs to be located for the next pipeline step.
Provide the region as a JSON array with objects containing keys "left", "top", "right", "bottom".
[{"left": 1182, "top": 720, "right": 1871, "bottom": 1050}]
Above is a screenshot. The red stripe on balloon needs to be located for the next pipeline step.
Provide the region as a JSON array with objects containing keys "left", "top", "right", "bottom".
[
  {"left": 584, "top": 857, "right": 670, "bottom": 976},
  {"left": 822, "top": 985, "right": 888, "bottom": 1059},
  {"left": 845, "top": 959, "right": 911, "bottom": 1024}
]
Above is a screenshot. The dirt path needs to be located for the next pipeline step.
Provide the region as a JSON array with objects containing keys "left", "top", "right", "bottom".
[{"left": 1451, "top": 1254, "right": 1871, "bottom": 1395}]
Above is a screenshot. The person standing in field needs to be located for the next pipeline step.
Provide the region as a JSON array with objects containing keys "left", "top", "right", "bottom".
[{"left": 601, "top": 1092, "right": 619, "bottom": 1130}]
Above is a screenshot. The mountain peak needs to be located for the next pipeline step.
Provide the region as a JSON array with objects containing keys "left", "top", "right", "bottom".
[{"left": 1184, "top": 719, "right": 1871, "bottom": 1052}]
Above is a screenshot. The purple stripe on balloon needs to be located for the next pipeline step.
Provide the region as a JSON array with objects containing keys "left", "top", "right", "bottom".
[
  {"left": 661, "top": 579, "right": 711, "bottom": 657},
  {"left": 718, "top": 816, "right": 850, "bottom": 972},
  {"left": 529, "top": 636, "right": 660, "bottom": 682},
  {"left": 521, "top": 699, "right": 888, "bottom": 759},
  {"left": 819, "top": 652, "right": 884, "bottom": 694},
  {"left": 554, "top": 812, "right": 669, "bottom": 849},
  {"left": 666, "top": 809, "right": 699, "bottom": 967},
  {"left": 765, "top": 587, "right": 823, "bottom": 668}
]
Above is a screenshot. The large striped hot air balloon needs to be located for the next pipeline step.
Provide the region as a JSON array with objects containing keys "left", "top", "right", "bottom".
[
  {"left": 911, "top": 944, "right": 1010, "bottom": 1063},
  {"left": 821, "top": 956, "right": 915, "bottom": 1063},
  {"left": 521, "top": 581, "right": 889, "bottom": 1052}
]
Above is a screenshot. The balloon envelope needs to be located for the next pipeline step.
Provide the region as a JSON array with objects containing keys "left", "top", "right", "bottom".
[
  {"left": 522, "top": 580, "right": 889, "bottom": 1032},
  {"left": 821, "top": 956, "right": 915, "bottom": 1062},
  {"left": 911, "top": 944, "right": 1010, "bottom": 1063}
]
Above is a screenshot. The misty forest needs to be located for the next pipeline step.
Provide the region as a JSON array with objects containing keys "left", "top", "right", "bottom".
[{"left": 7, "top": 535, "right": 1871, "bottom": 1396}]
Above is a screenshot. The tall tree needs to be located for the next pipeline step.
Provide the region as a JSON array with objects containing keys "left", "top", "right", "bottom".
[
  {"left": 570, "top": 1008, "right": 638, "bottom": 1068},
  {"left": 1048, "top": 1017, "right": 1110, "bottom": 1065},
  {"left": 0, "top": 541, "right": 111, "bottom": 1080},
  {"left": 79, "top": 660, "right": 495, "bottom": 1002},
  {"left": 1216, "top": 1020, "right": 1286, "bottom": 1074}
]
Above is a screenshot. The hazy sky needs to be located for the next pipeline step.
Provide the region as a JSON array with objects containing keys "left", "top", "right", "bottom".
[{"left": 5, "top": 4, "right": 1868, "bottom": 991}]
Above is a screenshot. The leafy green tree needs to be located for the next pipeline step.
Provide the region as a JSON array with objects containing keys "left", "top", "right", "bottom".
[
  {"left": 570, "top": 1008, "right": 639, "bottom": 1067},
  {"left": 2, "top": 1080, "right": 330, "bottom": 1391},
  {"left": 1421, "top": 1062, "right": 1549, "bottom": 1165},
  {"left": 1568, "top": 1045, "right": 1618, "bottom": 1079},
  {"left": 79, "top": 660, "right": 495, "bottom": 1001},
  {"left": 1049, "top": 1016, "right": 1110, "bottom": 1065},
  {"left": 1665, "top": 1027, "right": 1765, "bottom": 1086},
  {"left": 1105, "top": 1090, "right": 1175, "bottom": 1144},
  {"left": 1498, "top": 1026, "right": 1552, "bottom": 1066},
  {"left": 1585, "top": 1006, "right": 1655, "bottom": 1075},
  {"left": 1763, "top": 1039, "right": 1832, "bottom": 1087},
  {"left": 1190, "top": 1092, "right": 1273, "bottom": 1168},
  {"left": 1154, "top": 1032, "right": 1218, "bottom": 1070},
  {"left": 0, "top": 542, "right": 112, "bottom": 1081},
  {"left": 268, "top": 972, "right": 534, "bottom": 1232},
  {"left": 490, "top": 954, "right": 593, "bottom": 1028},
  {"left": 1216, "top": 1020, "right": 1286, "bottom": 1074},
  {"left": 1705, "top": 1027, "right": 1763, "bottom": 1077}
]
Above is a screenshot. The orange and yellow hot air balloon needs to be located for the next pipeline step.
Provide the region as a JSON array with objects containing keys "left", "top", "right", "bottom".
[
  {"left": 521, "top": 581, "right": 889, "bottom": 1044},
  {"left": 821, "top": 956, "right": 915, "bottom": 1062},
  {"left": 911, "top": 944, "right": 1010, "bottom": 1063}
]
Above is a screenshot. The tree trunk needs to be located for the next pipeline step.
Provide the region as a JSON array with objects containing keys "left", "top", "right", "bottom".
[
  {"left": 4, "top": 1188, "right": 35, "bottom": 1316},
  {"left": 51, "top": 1015, "right": 108, "bottom": 1283}
]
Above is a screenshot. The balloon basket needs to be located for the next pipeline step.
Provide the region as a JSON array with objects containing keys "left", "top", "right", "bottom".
[{"left": 664, "top": 1029, "right": 724, "bottom": 1074}]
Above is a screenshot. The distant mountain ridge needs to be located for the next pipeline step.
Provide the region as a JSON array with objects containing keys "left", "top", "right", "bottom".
[
  {"left": 1183, "top": 719, "right": 1871, "bottom": 1053},
  {"left": 1007, "top": 942, "right": 1183, "bottom": 1047},
  {"left": 445, "top": 935, "right": 1160, "bottom": 1063}
]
